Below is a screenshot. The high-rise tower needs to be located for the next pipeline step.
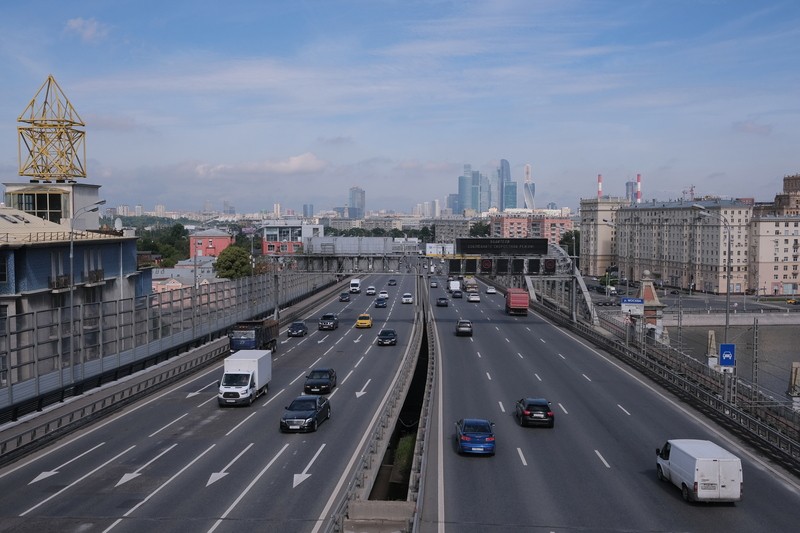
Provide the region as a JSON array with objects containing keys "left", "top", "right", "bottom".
[
  {"left": 523, "top": 163, "right": 535, "bottom": 209},
  {"left": 349, "top": 186, "right": 365, "bottom": 219}
]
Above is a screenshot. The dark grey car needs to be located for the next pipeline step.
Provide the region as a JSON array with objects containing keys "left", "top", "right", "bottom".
[{"left": 280, "top": 395, "right": 331, "bottom": 432}]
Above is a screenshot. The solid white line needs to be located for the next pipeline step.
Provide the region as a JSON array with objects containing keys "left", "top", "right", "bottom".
[
  {"left": 517, "top": 447, "right": 528, "bottom": 466},
  {"left": 225, "top": 412, "right": 258, "bottom": 437},
  {"left": 558, "top": 403, "right": 568, "bottom": 414},
  {"left": 498, "top": 401, "right": 505, "bottom": 413},
  {"left": 437, "top": 325, "right": 445, "bottom": 533},
  {"left": 20, "top": 445, "right": 136, "bottom": 516},
  {"left": 618, "top": 404, "right": 631, "bottom": 416},
  {"left": 105, "top": 444, "right": 216, "bottom": 532},
  {"left": 207, "top": 443, "right": 289, "bottom": 532},
  {"left": 148, "top": 413, "right": 188, "bottom": 438},
  {"left": 595, "top": 450, "right": 611, "bottom": 468}
]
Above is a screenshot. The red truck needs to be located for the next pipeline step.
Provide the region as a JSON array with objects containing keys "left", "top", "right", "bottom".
[{"left": 505, "top": 288, "right": 529, "bottom": 316}]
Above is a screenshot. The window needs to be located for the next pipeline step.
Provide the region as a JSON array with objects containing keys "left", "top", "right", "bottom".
[{"left": 0, "top": 256, "right": 7, "bottom": 283}]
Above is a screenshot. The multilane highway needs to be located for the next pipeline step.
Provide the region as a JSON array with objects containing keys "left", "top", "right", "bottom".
[
  {"left": 0, "top": 274, "right": 417, "bottom": 532},
  {"left": 418, "top": 278, "right": 800, "bottom": 532}
]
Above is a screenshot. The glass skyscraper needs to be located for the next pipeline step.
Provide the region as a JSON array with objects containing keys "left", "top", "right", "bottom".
[{"left": 348, "top": 186, "right": 365, "bottom": 219}]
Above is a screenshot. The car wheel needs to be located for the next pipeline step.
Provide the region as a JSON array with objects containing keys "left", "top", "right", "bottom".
[
  {"left": 312, "top": 419, "right": 318, "bottom": 432},
  {"left": 657, "top": 465, "right": 665, "bottom": 482},
  {"left": 327, "top": 406, "right": 331, "bottom": 419},
  {"left": 681, "top": 484, "right": 691, "bottom": 502}
]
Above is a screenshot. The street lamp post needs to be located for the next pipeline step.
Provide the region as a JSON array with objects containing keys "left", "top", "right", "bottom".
[
  {"left": 694, "top": 206, "right": 732, "bottom": 343},
  {"left": 69, "top": 199, "right": 106, "bottom": 382}
]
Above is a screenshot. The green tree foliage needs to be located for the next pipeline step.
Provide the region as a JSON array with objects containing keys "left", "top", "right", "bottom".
[
  {"left": 215, "top": 245, "right": 253, "bottom": 280},
  {"left": 136, "top": 223, "right": 188, "bottom": 267},
  {"left": 560, "top": 230, "right": 580, "bottom": 258},
  {"left": 469, "top": 221, "right": 490, "bottom": 237}
]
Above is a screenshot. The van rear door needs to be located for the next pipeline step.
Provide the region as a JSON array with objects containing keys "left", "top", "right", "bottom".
[{"left": 718, "top": 459, "right": 742, "bottom": 501}]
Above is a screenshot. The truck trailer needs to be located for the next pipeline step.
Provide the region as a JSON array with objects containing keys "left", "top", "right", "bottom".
[
  {"left": 656, "top": 439, "right": 743, "bottom": 502},
  {"left": 505, "top": 288, "right": 529, "bottom": 316},
  {"left": 218, "top": 350, "right": 272, "bottom": 406},
  {"left": 229, "top": 318, "right": 279, "bottom": 352}
]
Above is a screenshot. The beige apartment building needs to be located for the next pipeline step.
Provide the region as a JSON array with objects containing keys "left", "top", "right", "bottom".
[{"left": 580, "top": 174, "right": 800, "bottom": 296}]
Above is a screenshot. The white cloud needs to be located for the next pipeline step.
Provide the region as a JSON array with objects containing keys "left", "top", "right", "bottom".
[{"left": 64, "top": 17, "right": 110, "bottom": 43}]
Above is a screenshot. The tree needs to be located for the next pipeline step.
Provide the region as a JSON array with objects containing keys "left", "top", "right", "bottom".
[
  {"left": 470, "top": 221, "right": 490, "bottom": 237},
  {"left": 215, "top": 245, "right": 253, "bottom": 280},
  {"left": 560, "top": 230, "right": 581, "bottom": 259}
]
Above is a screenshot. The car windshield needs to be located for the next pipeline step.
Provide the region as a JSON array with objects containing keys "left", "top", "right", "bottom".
[
  {"left": 463, "top": 421, "right": 491, "bottom": 433},
  {"left": 221, "top": 373, "right": 250, "bottom": 387},
  {"left": 289, "top": 399, "right": 316, "bottom": 411},
  {"left": 359, "top": 315, "right": 369, "bottom": 320},
  {"left": 322, "top": 314, "right": 335, "bottom": 320},
  {"left": 291, "top": 322, "right": 304, "bottom": 328},
  {"left": 380, "top": 330, "right": 394, "bottom": 336},
  {"left": 308, "top": 370, "right": 329, "bottom": 379}
]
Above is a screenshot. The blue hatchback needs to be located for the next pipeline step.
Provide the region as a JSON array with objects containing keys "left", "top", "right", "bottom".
[{"left": 455, "top": 418, "right": 496, "bottom": 455}]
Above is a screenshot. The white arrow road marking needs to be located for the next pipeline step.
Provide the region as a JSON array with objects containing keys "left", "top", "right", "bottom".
[
  {"left": 21, "top": 445, "right": 135, "bottom": 517},
  {"left": 207, "top": 443, "right": 254, "bottom": 487},
  {"left": 356, "top": 379, "right": 371, "bottom": 398},
  {"left": 317, "top": 334, "right": 329, "bottom": 344},
  {"left": 354, "top": 334, "right": 362, "bottom": 343},
  {"left": 30, "top": 442, "right": 106, "bottom": 484},
  {"left": 293, "top": 443, "right": 326, "bottom": 488},
  {"left": 115, "top": 443, "right": 178, "bottom": 487},
  {"left": 186, "top": 380, "right": 218, "bottom": 399}
]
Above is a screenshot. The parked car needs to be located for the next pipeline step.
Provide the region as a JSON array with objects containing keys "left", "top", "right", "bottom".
[
  {"left": 287, "top": 321, "right": 308, "bottom": 337},
  {"left": 455, "top": 418, "right": 496, "bottom": 455},
  {"left": 379, "top": 290, "right": 389, "bottom": 299},
  {"left": 318, "top": 313, "right": 339, "bottom": 330},
  {"left": 452, "top": 290, "right": 463, "bottom": 299},
  {"left": 514, "top": 398, "right": 555, "bottom": 427},
  {"left": 280, "top": 395, "right": 331, "bottom": 432},
  {"left": 355, "top": 314, "right": 373, "bottom": 328},
  {"left": 430, "top": 280, "right": 438, "bottom": 288},
  {"left": 402, "top": 293, "right": 414, "bottom": 304},
  {"left": 366, "top": 286, "right": 376, "bottom": 295},
  {"left": 374, "top": 297, "right": 387, "bottom": 308},
  {"left": 388, "top": 279, "right": 397, "bottom": 286},
  {"left": 376, "top": 329, "right": 398, "bottom": 346},
  {"left": 485, "top": 286, "right": 497, "bottom": 294},
  {"left": 303, "top": 368, "right": 337, "bottom": 394},
  {"left": 436, "top": 297, "right": 449, "bottom": 307},
  {"left": 787, "top": 298, "right": 799, "bottom": 305},
  {"left": 455, "top": 319, "right": 473, "bottom": 336},
  {"left": 339, "top": 292, "right": 351, "bottom": 302},
  {"left": 467, "top": 293, "right": 481, "bottom": 303}
]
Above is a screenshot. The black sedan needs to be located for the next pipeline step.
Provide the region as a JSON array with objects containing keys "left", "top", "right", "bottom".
[
  {"left": 436, "top": 297, "right": 449, "bottom": 307},
  {"left": 339, "top": 292, "right": 351, "bottom": 302},
  {"left": 374, "top": 297, "right": 387, "bottom": 308},
  {"left": 514, "top": 398, "right": 555, "bottom": 427},
  {"left": 287, "top": 321, "right": 308, "bottom": 337},
  {"left": 280, "top": 395, "right": 331, "bottom": 432},
  {"left": 452, "top": 290, "right": 463, "bottom": 299},
  {"left": 376, "top": 329, "right": 397, "bottom": 346},
  {"left": 303, "top": 368, "right": 337, "bottom": 394}
]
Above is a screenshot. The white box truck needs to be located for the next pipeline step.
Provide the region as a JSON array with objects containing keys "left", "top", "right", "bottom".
[
  {"left": 448, "top": 280, "right": 461, "bottom": 293},
  {"left": 218, "top": 350, "right": 272, "bottom": 407},
  {"left": 656, "top": 439, "right": 742, "bottom": 502},
  {"left": 350, "top": 278, "right": 362, "bottom": 293}
]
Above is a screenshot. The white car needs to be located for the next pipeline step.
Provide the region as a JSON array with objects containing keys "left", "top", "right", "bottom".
[
  {"left": 467, "top": 293, "right": 481, "bottom": 303},
  {"left": 366, "top": 286, "right": 376, "bottom": 295},
  {"left": 402, "top": 293, "right": 413, "bottom": 304},
  {"left": 379, "top": 290, "right": 389, "bottom": 299},
  {"left": 485, "top": 286, "right": 497, "bottom": 294}
]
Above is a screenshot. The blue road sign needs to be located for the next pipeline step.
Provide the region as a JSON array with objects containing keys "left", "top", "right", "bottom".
[
  {"left": 621, "top": 298, "right": 644, "bottom": 304},
  {"left": 719, "top": 343, "right": 736, "bottom": 367}
]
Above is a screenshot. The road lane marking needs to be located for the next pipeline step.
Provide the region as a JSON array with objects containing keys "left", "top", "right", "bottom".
[
  {"left": 618, "top": 404, "right": 631, "bottom": 416},
  {"left": 225, "top": 412, "right": 258, "bottom": 437},
  {"left": 324, "top": 345, "right": 335, "bottom": 355},
  {"left": 540, "top": 338, "right": 546, "bottom": 343},
  {"left": 116, "top": 443, "right": 178, "bottom": 487},
  {"left": 104, "top": 444, "right": 216, "bottom": 532},
  {"left": 310, "top": 356, "right": 322, "bottom": 368},
  {"left": 289, "top": 371, "right": 305, "bottom": 385},
  {"left": 30, "top": 441, "right": 106, "bottom": 484},
  {"left": 197, "top": 394, "right": 219, "bottom": 408},
  {"left": 517, "top": 448, "right": 528, "bottom": 466},
  {"left": 293, "top": 443, "right": 326, "bottom": 488},
  {"left": 187, "top": 380, "right": 218, "bottom": 399},
  {"left": 498, "top": 401, "right": 505, "bottom": 413},
  {"left": 594, "top": 450, "right": 611, "bottom": 468},
  {"left": 558, "top": 353, "right": 565, "bottom": 359},
  {"left": 341, "top": 370, "right": 354, "bottom": 384},
  {"left": 486, "top": 372, "right": 492, "bottom": 381},
  {"left": 582, "top": 374, "right": 592, "bottom": 382},
  {"left": 476, "top": 351, "right": 482, "bottom": 358},
  {"left": 208, "top": 443, "right": 290, "bottom": 532},
  {"left": 356, "top": 379, "right": 371, "bottom": 398},
  {"left": 261, "top": 388, "right": 285, "bottom": 407},
  {"left": 207, "top": 443, "right": 254, "bottom": 486},
  {"left": 558, "top": 403, "right": 568, "bottom": 414},
  {"left": 148, "top": 413, "right": 188, "bottom": 438},
  {"left": 354, "top": 356, "right": 365, "bottom": 368},
  {"left": 517, "top": 352, "right": 523, "bottom": 359},
  {"left": 20, "top": 445, "right": 136, "bottom": 517}
]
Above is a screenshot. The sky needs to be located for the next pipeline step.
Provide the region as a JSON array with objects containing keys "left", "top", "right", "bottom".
[{"left": 1, "top": 0, "right": 799, "bottom": 215}]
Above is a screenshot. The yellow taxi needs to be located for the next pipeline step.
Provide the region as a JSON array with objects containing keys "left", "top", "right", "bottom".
[{"left": 355, "top": 314, "right": 373, "bottom": 328}]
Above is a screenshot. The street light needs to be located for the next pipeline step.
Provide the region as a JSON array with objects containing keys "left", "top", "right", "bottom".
[
  {"left": 69, "top": 199, "right": 106, "bottom": 382},
  {"left": 694, "top": 205, "right": 732, "bottom": 343}
]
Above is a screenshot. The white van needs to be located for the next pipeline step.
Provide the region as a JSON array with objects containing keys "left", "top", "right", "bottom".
[{"left": 656, "top": 439, "right": 742, "bottom": 502}]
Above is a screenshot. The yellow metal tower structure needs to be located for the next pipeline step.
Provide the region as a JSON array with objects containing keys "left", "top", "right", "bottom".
[{"left": 17, "top": 74, "right": 86, "bottom": 182}]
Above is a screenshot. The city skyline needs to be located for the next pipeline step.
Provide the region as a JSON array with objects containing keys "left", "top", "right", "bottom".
[{"left": 1, "top": 1, "right": 799, "bottom": 214}]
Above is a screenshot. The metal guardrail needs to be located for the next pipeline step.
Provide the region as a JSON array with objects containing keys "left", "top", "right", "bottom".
[{"left": 535, "top": 300, "right": 800, "bottom": 474}]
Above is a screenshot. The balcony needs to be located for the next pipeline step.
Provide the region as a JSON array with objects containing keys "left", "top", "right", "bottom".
[
  {"left": 88, "top": 269, "right": 105, "bottom": 283},
  {"left": 49, "top": 275, "right": 70, "bottom": 290}
]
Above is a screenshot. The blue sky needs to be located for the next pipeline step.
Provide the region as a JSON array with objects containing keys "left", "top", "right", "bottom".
[{"left": 1, "top": 0, "right": 799, "bottom": 215}]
